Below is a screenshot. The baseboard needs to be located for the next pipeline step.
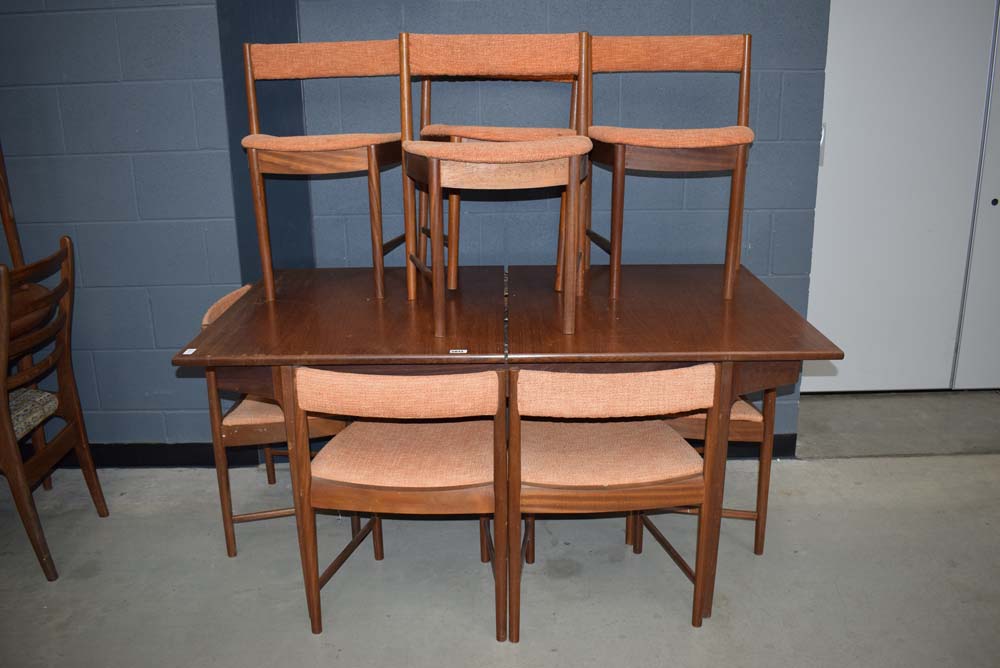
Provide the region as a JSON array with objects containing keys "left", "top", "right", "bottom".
[{"left": 54, "top": 434, "right": 797, "bottom": 468}]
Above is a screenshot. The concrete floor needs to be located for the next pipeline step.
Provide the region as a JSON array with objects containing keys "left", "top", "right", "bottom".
[{"left": 2, "top": 452, "right": 999, "bottom": 667}]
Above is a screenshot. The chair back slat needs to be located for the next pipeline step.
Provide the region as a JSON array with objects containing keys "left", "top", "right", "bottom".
[
  {"left": 592, "top": 35, "right": 747, "bottom": 73},
  {"left": 2, "top": 238, "right": 74, "bottom": 393},
  {"left": 516, "top": 363, "right": 716, "bottom": 418},
  {"left": 407, "top": 33, "right": 582, "bottom": 78},
  {"left": 248, "top": 40, "right": 398, "bottom": 80},
  {"left": 294, "top": 368, "right": 500, "bottom": 419}
]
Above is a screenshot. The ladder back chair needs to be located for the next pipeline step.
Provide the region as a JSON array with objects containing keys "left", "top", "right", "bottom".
[
  {"left": 201, "top": 286, "right": 347, "bottom": 557},
  {"left": 508, "top": 363, "right": 732, "bottom": 639},
  {"left": 414, "top": 41, "right": 587, "bottom": 293},
  {"left": 243, "top": 40, "right": 403, "bottom": 301},
  {"left": 0, "top": 237, "right": 108, "bottom": 581},
  {"left": 1, "top": 141, "right": 54, "bottom": 492},
  {"left": 588, "top": 34, "right": 753, "bottom": 299},
  {"left": 280, "top": 366, "right": 508, "bottom": 638},
  {"left": 399, "top": 33, "right": 593, "bottom": 336}
]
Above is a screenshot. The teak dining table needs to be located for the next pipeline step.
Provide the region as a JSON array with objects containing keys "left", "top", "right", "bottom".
[{"left": 172, "top": 262, "right": 842, "bottom": 622}]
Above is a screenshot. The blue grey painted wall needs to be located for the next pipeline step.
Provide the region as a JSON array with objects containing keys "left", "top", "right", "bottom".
[
  {"left": 299, "top": 0, "right": 829, "bottom": 433},
  {"left": 0, "top": 1, "right": 239, "bottom": 443},
  {"left": 0, "top": 0, "right": 827, "bottom": 442}
]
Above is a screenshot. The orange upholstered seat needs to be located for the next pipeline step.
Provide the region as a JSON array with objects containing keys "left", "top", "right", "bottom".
[
  {"left": 589, "top": 125, "right": 754, "bottom": 149},
  {"left": 420, "top": 124, "right": 576, "bottom": 142},
  {"left": 311, "top": 420, "right": 494, "bottom": 489},
  {"left": 241, "top": 132, "right": 399, "bottom": 152},
  {"left": 684, "top": 398, "right": 764, "bottom": 423},
  {"left": 521, "top": 420, "right": 703, "bottom": 487},
  {"left": 221, "top": 395, "right": 284, "bottom": 427},
  {"left": 403, "top": 135, "right": 592, "bottom": 164}
]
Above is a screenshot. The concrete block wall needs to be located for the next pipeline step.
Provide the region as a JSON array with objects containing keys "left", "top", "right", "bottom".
[
  {"left": 0, "top": 1, "right": 238, "bottom": 443},
  {"left": 0, "top": 0, "right": 828, "bottom": 442},
  {"left": 299, "top": 0, "right": 828, "bottom": 433}
]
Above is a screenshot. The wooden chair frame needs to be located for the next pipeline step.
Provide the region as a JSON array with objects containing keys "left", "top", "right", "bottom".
[
  {"left": 280, "top": 366, "right": 509, "bottom": 639},
  {"left": 243, "top": 41, "right": 403, "bottom": 301},
  {"left": 507, "top": 363, "right": 734, "bottom": 640},
  {"left": 587, "top": 34, "right": 752, "bottom": 299},
  {"left": 399, "top": 33, "right": 591, "bottom": 337},
  {"left": 0, "top": 237, "right": 108, "bottom": 581}
]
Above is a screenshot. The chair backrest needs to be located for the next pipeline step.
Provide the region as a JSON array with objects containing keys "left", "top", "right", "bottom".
[
  {"left": 201, "top": 285, "right": 251, "bottom": 328},
  {"left": 399, "top": 33, "right": 590, "bottom": 141},
  {"left": 243, "top": 39, "right": 399, "bottom": 134},
  {"left": 0, "top": 142, "right": 25, "bottom": 268},
  {"left": 514, "top": 363, "right": 717, "bottom": 419},
  {"left": 293, "top": 367, "right": 502, "bottom": 420},
  {"left": 0, "top": 236, "right": 74, "bottom": 398},
  {"left": 591, "top": 34, "right": 751, "bottom": 125}
]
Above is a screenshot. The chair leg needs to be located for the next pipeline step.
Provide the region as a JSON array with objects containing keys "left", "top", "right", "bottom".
[
  {"left": 632, "top": 512, "right": 643, "bottom": 554},
  {"left": 367, "top": 145, "right": 386, "bottom": 300},
  {"left": 494, "top": 512, "right": 508, "bottom": 643},
  {"left": 581, "top": 166, "right": 593, "bottom": 272},
  {"left": 417, "top": 188, "right": 429, "bottom": 265},
  {"left": 299, "top": 504, "right": 322, "bottom": 634},
  {"left": 561, "top": 156, "right": 581, "bottom": 335},
  {"left": 554, "top": 191, "right": 567, "bottom": 292},
  {"left": 69, "top": 398, "right": 108, "bottom": 518},
  {"left": 263, "top": 447, "right": 277, "bottom": 485},
  {"left": 608, "top": 144, "right": 626, "bottom": 300},
  {"left": 755, "top": 389, "right": 777, "bottom": 555},
  {"left": 508, "top": 509, "right": 522, "bottom": 643},
  {"left": 692, "top": 505, "right": 709, "bottom": 627},
  {"left": 525, "top": 515, "right": 535, "bottom": 564},
  {"left": 30, "top": 428, "right": 52, "bottom": 490},
  {"left": 372, "top": 515, "right": 384, "bottom": 561},
  {"left": 447, "top": 188, "right": 461, "bottom": 290},
  {"left": 351, "top": 513, "right": 361, "bottom": 537},
  {"left": 5, "top": 459, "right": 58, "bottom": 580},
  {"left": 429, "top": 158, "right": 446, "bottom": 338},
  {"left": 625, "top": 511, "right": 634, "bottom": 546},
  {"left": 479, "top": 516, "right": 490, "bottom": 563}
]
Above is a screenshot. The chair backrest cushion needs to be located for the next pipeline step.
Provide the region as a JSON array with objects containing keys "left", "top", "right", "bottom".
[
  {"left": 592, "top": 35, "right": 747, "bottom": 73},
  {"left": 516, "top": 363, "right": 716, "bottom": 419},
  {"left": 249, "top": 39, "right": 398, "bottom": 80},
  {"left": 406, "top": 33, "right": 582, "bottom": 78},
  {"left": 295, "top": 368, "right": 500, "bottom": 419}
]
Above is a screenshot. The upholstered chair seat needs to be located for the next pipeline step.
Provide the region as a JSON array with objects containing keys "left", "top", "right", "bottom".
[
  {"left": 404, "top": 135, "right": 592, "bottom": 163},
  {"left": 221, "top": 395, "right": 285, "bottom": 427},
  {"left": 684, "top": 398, "right": 763, "bottom": 423},
  {"left": 420, "top": 124, "right": 576, "bottom": 142},
  {"left": 9, "top": 388, "right": 59, "bottom": 440},
  {"left": 520, "top": 420, "right": 703, "bottom": 487},
  {"left": 311, "top": 420, "right": 494, "bottom": 488},
  {"left": 241, "top": 132, "right": 400, "bottom": 152},
  {"left": 589, "top": 125, "right": 755, "bottom": 149}
]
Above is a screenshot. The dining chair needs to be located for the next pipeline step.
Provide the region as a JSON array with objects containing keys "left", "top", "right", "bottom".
[
  {"left": 587, "top": 34, "right": 753, "bottom": 299},
  {"left": 399, "top": 33, "right": 593, "bottom": 336},
  {"left": 201, "top": 286, "right": 347, "bottom": 557},
  {"left": 507, "top": 363, "right": 731, "bottom": 639},
  {"left": 242, "top": 40, "right": 403, "bottom": 301},
  {"left": 0, "top": 236, "right": 108, "bottom": 581},
  {"left": 280, "top": 366, "right": 507, "bottom": 639},
  {"left": 413, "top": 45, "right": 587, "bottom": 292},
  {"left": 1, "top": 141, "right": 53, "bottom": 492}
]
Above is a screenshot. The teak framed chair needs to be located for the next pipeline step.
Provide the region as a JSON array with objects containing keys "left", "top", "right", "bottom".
[
  {"left": 399, "top": 33, "right": 593, "bottom": 337},
  {"left": 0, "top": 237, "right": 108, "bottom": 581},
  {"left": 587, "top": 34, "right": 753, "bottom": 299},
  {"left": 2, "top": 141, "right": 54, "bottom": 493},
  {"left": 201, "top": 286, "right": 346, "bottom": 557},
  {"left": 280, "top": 367, "right": 508, "bottom": 639},
  {"left": 507, "top": 363, "right": 732, "bottom": 640},
  {"left": 413, "top": 43, "right": 587, "bottom": 292},
  {"left": 242, "top": 40, "right": 403, "bottom": 301}
]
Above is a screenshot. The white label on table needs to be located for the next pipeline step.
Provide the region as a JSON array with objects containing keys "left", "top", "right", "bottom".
[
  {"left": 182, "top": 348, "right": 197, "bottom": 355},
  {"left": 449, "top": 349, "right": 468, "bottom": 354}
]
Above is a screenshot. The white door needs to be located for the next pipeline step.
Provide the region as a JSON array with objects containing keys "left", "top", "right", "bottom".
[
  {"left": 954, "top": 22, "right": 1000, "bottom": 389},
  {"left": 803, "top": 0, "right": 997, "bottom": 392}
]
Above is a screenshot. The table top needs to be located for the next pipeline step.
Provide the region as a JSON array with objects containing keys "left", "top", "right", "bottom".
[
  {"left": 173, "top": 267, "right": 506, "bottom": 367},
  {"left": 507, "top": 265, "right": 843, "bottom": 364},
  {"left": 174, "top": 264, "right": 842, "bottom": 368}
]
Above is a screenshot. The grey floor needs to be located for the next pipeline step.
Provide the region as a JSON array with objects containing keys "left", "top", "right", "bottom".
[{"left": 2, "top": 394, "right": 999, "bottom": 668}]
